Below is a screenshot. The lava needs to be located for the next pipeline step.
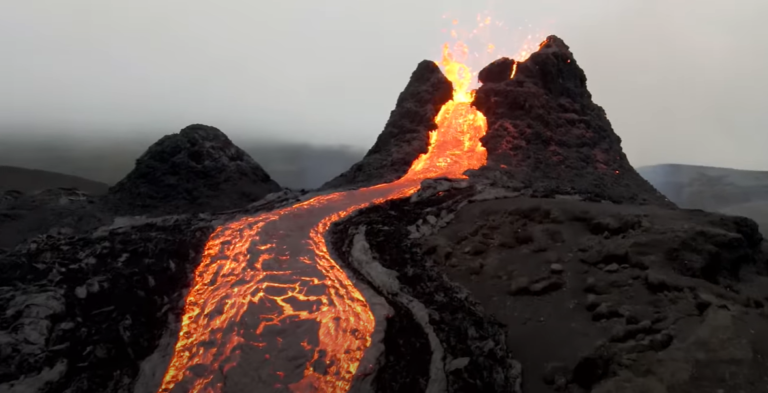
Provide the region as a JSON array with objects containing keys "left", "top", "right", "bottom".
[{"left": 159, "top": 21, "right": 533, "bottom": 393}]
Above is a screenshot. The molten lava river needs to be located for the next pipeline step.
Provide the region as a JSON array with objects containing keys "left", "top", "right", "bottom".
[{"left": 158, "top": 42, "right": 505, "bottom": 393}]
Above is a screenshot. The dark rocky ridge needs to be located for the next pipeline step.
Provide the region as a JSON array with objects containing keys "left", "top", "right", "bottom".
[
  {"left": 321, "top": 60, "right": 453, "bottom": 190},
  {"left": 0, "top": 215, "right": 216, "bottom": 393},
  {"left": 331, "top": 182, "right": 521, "bottom": 393},
  {"left": 0, "top": 188, "right": 112, "bottom": 250},
  {"left": 107, "top": 124, "right": 281, "bottom": 216},
  {"left": 472, "top": 35, "right": 673, "bottom": 207}
]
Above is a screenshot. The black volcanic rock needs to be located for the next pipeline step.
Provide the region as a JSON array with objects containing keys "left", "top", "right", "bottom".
[
  {"left": 321, "top": 60, "right": 453, "bottom": 190},
  {"left": 472, "top": 36, "right": 673, "bottom": 207},
  {"left": 478, "top": 57, "right": 515, "bottom": 84},
  {"left": 0, "top": 215, "right": 215, "bottom": 393},
  {"left": 107, "top": 124, "right": 281, "bottom": 215}
]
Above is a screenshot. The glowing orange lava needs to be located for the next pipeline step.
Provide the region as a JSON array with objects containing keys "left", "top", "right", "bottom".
[
  {"left": 159, "top": 20, "right": 535, "bottom": 393},
  {"left": 441, "top": 12, "right": 547, "bottom": 85}
]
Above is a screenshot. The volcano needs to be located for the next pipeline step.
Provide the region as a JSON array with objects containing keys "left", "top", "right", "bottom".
[
  {"left": 152, "top": 34, "right": 746, "bottom": 393},
  {"left": 2, "top": 35, "right": 767, "bottom": 393},
  {"left": 471, "top": 37, "right": 672, "bottom": 206}
]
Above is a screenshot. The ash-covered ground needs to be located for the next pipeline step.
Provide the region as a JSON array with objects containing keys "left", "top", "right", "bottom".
[
  {"left": 416, "top": 186, "right": 768, "bottom": 392},
  {"left": 1, "top": 35, "right": 767, "bottom": 393}
]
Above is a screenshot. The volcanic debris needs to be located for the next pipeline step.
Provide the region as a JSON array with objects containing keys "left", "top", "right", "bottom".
[{"left": 106, "top": 124, "right": 282, "bottom": 216}]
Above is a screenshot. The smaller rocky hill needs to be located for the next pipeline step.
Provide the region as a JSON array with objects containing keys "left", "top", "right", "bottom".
[{"left": 106, "top": 124, "right": 281, "bottom": 216}]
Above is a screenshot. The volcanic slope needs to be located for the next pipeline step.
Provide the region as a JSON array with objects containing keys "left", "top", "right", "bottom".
[
  {"left": 107, "top": 124, "right": 282, "bottom": 216},
  {"left": 333, "top": 36, "right": 768, "bottom": 393},
  {"left": 367, "top": 189, "right": 767, "bottom": 393},
  {"left": 472, "top": 37, "right": 672, "bottom": 207}
]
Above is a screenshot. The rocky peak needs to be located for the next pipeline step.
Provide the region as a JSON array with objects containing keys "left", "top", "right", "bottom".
[
  {"left": 472, "top": 35, "right": 673, "bottom": 207},
  {"left": 321, "top": 60, "right": 453, "bottom": 190},
  {"left": 512, "top": 36, "right": 589, "bottom": 101},
  {"left": 477, "top": 57, "right": 515, "bottom": 85},
  {"left": 107, "top": 124, "right": 281, "bottom": 215}
]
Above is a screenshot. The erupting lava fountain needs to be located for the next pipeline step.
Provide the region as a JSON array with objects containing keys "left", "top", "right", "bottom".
[{"left": 158, "top": 22, "right": 545, "bottom": 393}]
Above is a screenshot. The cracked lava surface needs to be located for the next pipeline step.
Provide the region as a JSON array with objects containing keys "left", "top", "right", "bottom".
[{"left": 159, "top": 27, "right": 542, "bottom": 393}]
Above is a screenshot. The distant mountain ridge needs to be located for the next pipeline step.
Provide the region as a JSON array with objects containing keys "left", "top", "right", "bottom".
[
  {"left": 638, "top": 163, "right": 768, "bottom": 231},
  {"left": 0, "top": 165, "right": 109, "bottom": 195}
]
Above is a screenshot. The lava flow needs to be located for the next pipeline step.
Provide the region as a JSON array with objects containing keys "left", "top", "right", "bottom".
[{"left": 158, "top": 25, "right": 533, "bottom": 393}]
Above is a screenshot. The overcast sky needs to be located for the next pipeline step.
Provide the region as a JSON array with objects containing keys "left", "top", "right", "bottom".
[{"left": 1, "top": 0, "right": 766, "bottom": 170}]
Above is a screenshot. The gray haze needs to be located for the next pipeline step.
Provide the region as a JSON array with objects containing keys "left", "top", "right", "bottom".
[{"left": 2, "top": 0, "right": 767, "bottom": 174}]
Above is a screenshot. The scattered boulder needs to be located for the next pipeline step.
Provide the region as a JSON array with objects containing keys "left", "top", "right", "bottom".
[
  {"left": 507, "top": 275, "right": 565, "bottom": 296},
  {"left": 1, "top": 190, "right": 24, "bottom": 207},
  {"left": 508, "top": 276, "right": 531, "bottom": 295},
  {"left": 588, "top": 215, "right": 642, "bottom": 236},
  {"left": 529, "top": 276, "right": 566, "bottom": 295}
]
